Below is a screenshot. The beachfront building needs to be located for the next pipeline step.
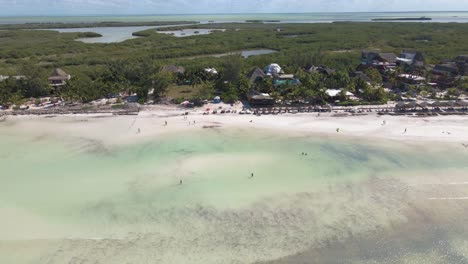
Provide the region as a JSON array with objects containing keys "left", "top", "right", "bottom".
[
  {"left": 326, "top": 89, "right": 356, "bottom": 101},
  {"left": 0, "top": 75, "right": 26, "bottom": 82},
  {"left": 431, "top": 63, "right": 460, "bottom": 88},
  {"left": 397, "top": 50, "right": 425, "bottom": 67},
  {"left": 273, "top": 74, "right": 301, "bottom": 87},
  {"left": 397, "top": 74, "right": 426, "bottom": 88},
  {"left": 264, "top": 63, "right": 283, "bottom": 76},
  {"left": 48, "top": 68, "right": 71, "bottom": 87},
  {"left": 247, "top": 67, "right": 267, "bottom": 83},
  {"left": 247, "top": 91, "right": 274, "bottom": 106},
  {"left": 361, "top": 50, "right": 397, "bottom": 71},
  {"left": 454, "top": 55, "right": 468, "bottom": 76},
  {"left": 304, "top": 64, "right": 337, "bottom": 76}
]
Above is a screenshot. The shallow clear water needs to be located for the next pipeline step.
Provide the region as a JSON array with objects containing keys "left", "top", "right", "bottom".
[
  {"left": 0, "top": 124, "right": 467, "bottom": 263},
  {"left": 42, "top": 24, "right": 194, "bottom": 43},
  {"left": 45, "top": 26, "right": 156, "bottom": 43}
]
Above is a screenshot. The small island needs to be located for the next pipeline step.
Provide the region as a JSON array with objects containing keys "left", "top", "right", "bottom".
[
  {"left": 372, "top": 17, "right": 432, "bottom": 21},
  {"left": 245, "top": 20, "right": 281, "bottom": 23},
  {"left": 77, "top": 32, "right": 103, "bottom": 38}
]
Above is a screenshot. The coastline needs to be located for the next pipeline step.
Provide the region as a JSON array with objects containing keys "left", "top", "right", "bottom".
[{"left": 2, "top": 105, "right": 468, "bottom": 145}]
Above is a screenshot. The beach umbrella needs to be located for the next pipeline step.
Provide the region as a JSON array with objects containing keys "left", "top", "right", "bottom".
[
  {"left": 438, "top": 101, "right": 450, "bottom": 107},
  {"left": 396, "top": 102, "right": 405, "bottom": 109},
  {"left": 406, "top": 101, "right": 417, "bottom": 108},
  {"left": 418, "top": 101, "right": 429, "bottom": 108},
  {"left": 446, "top": 101, "right": 456, "bottom": 107},
  {"left": 431, "top": 101, "right": 441, "bottom": 108}
]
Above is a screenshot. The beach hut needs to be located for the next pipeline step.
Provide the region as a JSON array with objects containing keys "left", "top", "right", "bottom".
[
  {"left": 48, "top": 68, "right": 71, "bottom": 87},
  {"left": 264, "top": 63, "right": 283, "bottom": 76}
]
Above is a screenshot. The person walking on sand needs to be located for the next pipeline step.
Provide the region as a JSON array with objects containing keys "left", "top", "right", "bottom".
[
  {"left": 404, "top": 128, "right": 407, "bottom": 134},
  {"left": 137, "top": 128, "right": 141, "bottom": 134},
  {"left": 250, "top": 173, "right": 254, "bottom": 179},
  {"left": 165, "top": 121, "right": 167, "bottom": 126},
  {"left": 179, "top": 179, "right": 183, "bottom": 185}
]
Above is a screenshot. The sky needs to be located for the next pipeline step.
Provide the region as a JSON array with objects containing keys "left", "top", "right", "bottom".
[{"left": 0, "top": 0, "right": 467, "bottom": 16}]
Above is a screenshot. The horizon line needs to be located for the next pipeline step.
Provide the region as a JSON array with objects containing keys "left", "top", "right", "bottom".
[{"left": 0, "top": 10, "right": 467, "bottom": 18}]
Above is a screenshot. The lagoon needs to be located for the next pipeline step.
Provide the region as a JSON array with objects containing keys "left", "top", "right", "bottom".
[
  {"left": 45, "top": 24, "right": 194, "bottom": 43},
  {"left": 44, "top": 26, "right": 157, "bottom": 43},
  {"left": 185, "top": 49, "right": 278, "bottom": 59},
  {"left": 158, "top": 28, "right": 226, "bottom": 37}
]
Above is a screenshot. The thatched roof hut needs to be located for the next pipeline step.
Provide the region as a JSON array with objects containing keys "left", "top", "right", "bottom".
[
  {"left": 247, "top": 67, "right": 267, "bottom": 83},
  {"left": 48, "top": 68, "right": 71, "bottom": 87}
]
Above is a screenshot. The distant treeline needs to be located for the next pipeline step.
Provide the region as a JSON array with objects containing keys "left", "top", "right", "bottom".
[{"left": 0, "top": 21, "right": 199, "bottom": 30}]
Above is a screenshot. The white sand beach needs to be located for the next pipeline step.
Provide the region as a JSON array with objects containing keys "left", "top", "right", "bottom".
[{"left": 4, "top": 106, "right": 468, "bottom": 145}]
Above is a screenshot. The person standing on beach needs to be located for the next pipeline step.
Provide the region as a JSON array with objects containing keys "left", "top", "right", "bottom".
[{"left": 165, "top": 121, "right": 167, "bottom": 126}]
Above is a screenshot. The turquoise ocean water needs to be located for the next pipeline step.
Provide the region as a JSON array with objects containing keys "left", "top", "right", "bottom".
[{"left": 1, "top": 121, "right": 468, "bottom": 263}]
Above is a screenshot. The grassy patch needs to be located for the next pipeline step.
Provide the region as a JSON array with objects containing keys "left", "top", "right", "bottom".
[{"left": 166, "top": 84, "right": 202, "bottom": 99}]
